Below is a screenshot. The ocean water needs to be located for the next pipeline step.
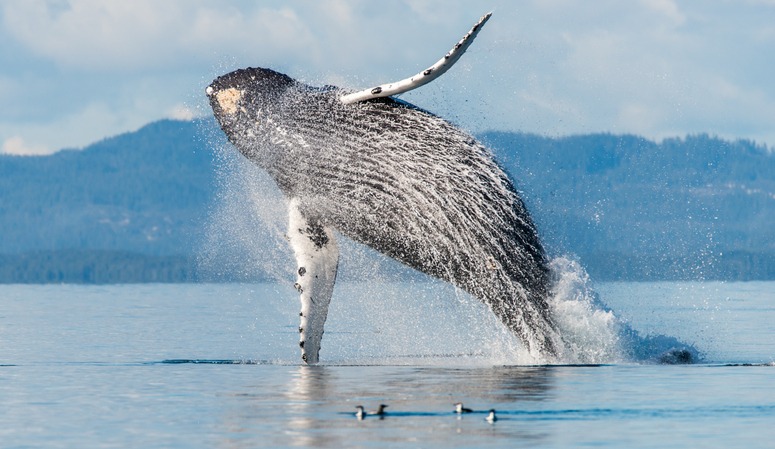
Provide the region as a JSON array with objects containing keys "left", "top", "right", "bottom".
[{"left": 1, "top": 280, "right": 773, "bottom": 448}]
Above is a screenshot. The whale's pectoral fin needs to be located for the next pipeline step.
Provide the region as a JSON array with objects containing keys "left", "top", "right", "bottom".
[
  {"left": 339, "top": 12, "right": 492, "bottom": 104},
  {"left": 287, "top": 198, "right": 339, "bottom": 364}
]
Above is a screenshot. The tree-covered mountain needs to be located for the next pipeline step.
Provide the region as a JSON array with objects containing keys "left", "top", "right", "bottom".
[
  {"left": 0, "top": 119, "right": 218, "bottom": 282},
  {"left": 482, "top": 132, "right": 774, "bottom": 280},
  {"left": 0, "top": 118, "right": 772, "bottom": 282}
]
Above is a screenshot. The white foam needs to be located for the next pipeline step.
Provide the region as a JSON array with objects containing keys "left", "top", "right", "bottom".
[
  {"left": 547, "top": 257, "right": 627, "bottom": 364},
  {"left": 544, "top": 256, "right": 701, "bottom": 365}
]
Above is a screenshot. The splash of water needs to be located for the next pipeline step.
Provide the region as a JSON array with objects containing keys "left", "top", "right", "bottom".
[
  {"left": 545, "top": 257, "right": 700, "bottom": 364},
  {"left": 198, "top": 135, "right": 292, "bottom": 283},
  {"left": 200, "top": 139, "right": 699, "bottom": 365},
  {"left": 547, "top": 257, "right": 626, "bottom": 364}
]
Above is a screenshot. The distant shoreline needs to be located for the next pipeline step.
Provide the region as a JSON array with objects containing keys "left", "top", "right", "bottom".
[
  {"left": 1, "top": 250, "right": 772, "bottom": 284},
  {"left": 2, "top": 119, "right": 772, "bottom": 284}
]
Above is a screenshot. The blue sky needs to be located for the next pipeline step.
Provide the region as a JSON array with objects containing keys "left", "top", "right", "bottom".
[{"left": 1, "top": 0, "right": 773, "bottom": 155}]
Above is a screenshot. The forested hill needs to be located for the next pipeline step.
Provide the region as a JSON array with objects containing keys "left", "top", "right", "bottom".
[
  {"left": 482, "top": 132, "right": 775, "bottom": 280},
  {"left": 0, "top": 119, "right": 219, "bottom": 282},
  {"left": 0, "top": 118, "right": 773, "bottom": 282}
]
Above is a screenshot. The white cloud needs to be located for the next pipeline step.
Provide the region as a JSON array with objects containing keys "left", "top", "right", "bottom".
[
  {"left": 1, "top": 136, "right": 50, "bottom": 156},
  {"left": 1, "top": 0, "right": 774, "bottom": 152},
  {"left": 166, "top": 104, "right": 197, "bottom": 121},
  {"left": 742, "top": 0, "right": 775, "bottom": 5},
  {"left": 639, "top": 0, "right": 686, "bottom": 26},
  {"left": 3, "top": 0, "right": 175, "bottom": 70},
  {"left": 0, "top": 96, "right": 175, "bottom": 154},
  {"left": 1, "top": 0, "right": 318, "bottom": 72}
]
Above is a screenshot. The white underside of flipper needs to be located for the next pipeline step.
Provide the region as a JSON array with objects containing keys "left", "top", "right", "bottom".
[
  {"left": 287, "top": 198, "right": 339, "bottom": 364},
  {"left": 339, "top": 12, "right": 492, "bottom": 104}
]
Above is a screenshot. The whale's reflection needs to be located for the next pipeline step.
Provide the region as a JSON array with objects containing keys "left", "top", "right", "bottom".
[{"left": 283, "top": 365, "right": 334, "bottom": 447}]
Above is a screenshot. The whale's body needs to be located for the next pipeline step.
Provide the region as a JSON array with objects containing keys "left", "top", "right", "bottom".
[
  {"left": 206, "top": 13, "right": 560, "bottom": 363},
  {"left": 207, "top": 68, "right": 560, "bottom": 362}
]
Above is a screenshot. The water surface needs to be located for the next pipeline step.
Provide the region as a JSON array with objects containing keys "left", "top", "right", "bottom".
[{"left": 1, "top": 282, "right": 773, "bottom": 448}]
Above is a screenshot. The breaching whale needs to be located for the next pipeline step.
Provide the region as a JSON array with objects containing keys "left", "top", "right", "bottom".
[{"left": 206, "top": 13, "right": 561, "bottom": 363}]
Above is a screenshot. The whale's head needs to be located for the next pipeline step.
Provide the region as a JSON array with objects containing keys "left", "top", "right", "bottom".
[
  {"left": 206, "top": 67, "right": 294, "bottom": 117},
  {"left": 206, "top": 67, "right": 302, "bottom": 159}
]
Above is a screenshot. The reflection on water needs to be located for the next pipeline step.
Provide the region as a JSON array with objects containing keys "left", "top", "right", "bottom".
[
  {"left": 440, "top": 366, "right": 553, "bottom": 403},
  {"left": 284, "top": 366, "right": 334, "bottom": 447},
  {"left": 219, "top": 365, "right": 557, "bottom": 448}
]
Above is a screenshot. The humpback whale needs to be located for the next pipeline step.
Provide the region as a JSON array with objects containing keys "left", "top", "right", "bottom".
[{"left": 206, "top": 13, "right": 561, "bottom": 363}]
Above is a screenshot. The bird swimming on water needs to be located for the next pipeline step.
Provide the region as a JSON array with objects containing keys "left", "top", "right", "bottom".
[
  {"left": 486, "top": 409, "right": 498, "bottom": 423},
  {"left": 454, "top": 402, "right": 473, "bottom": 414},
  {"left": 368, "top": 404, "right": 388, "bottom": 416},
  {"left": 355, "top": 404, "right": 388, "bottom": 419}
]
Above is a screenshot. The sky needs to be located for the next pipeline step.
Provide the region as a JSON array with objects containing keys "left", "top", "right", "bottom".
[{"left": 1, "top": 0, "right": 773, "bottom": 155}]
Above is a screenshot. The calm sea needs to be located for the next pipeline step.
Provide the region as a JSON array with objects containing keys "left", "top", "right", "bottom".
[{"left": 1, "top": 280, "right": 773, "bottom": 448}]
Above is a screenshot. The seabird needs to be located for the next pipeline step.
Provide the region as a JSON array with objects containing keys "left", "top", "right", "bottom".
[
  {"left": 486, "top": 409, "right": 498, "bottom": 423},
  {"left": 355, "top": 405, "right": 365, "bottom": 420},
  {"left": 368, "top": 404, "right": 388, "bottom": 416},
  {"left": 454, "top": 402, "right": 473, "bottom": 414}
]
